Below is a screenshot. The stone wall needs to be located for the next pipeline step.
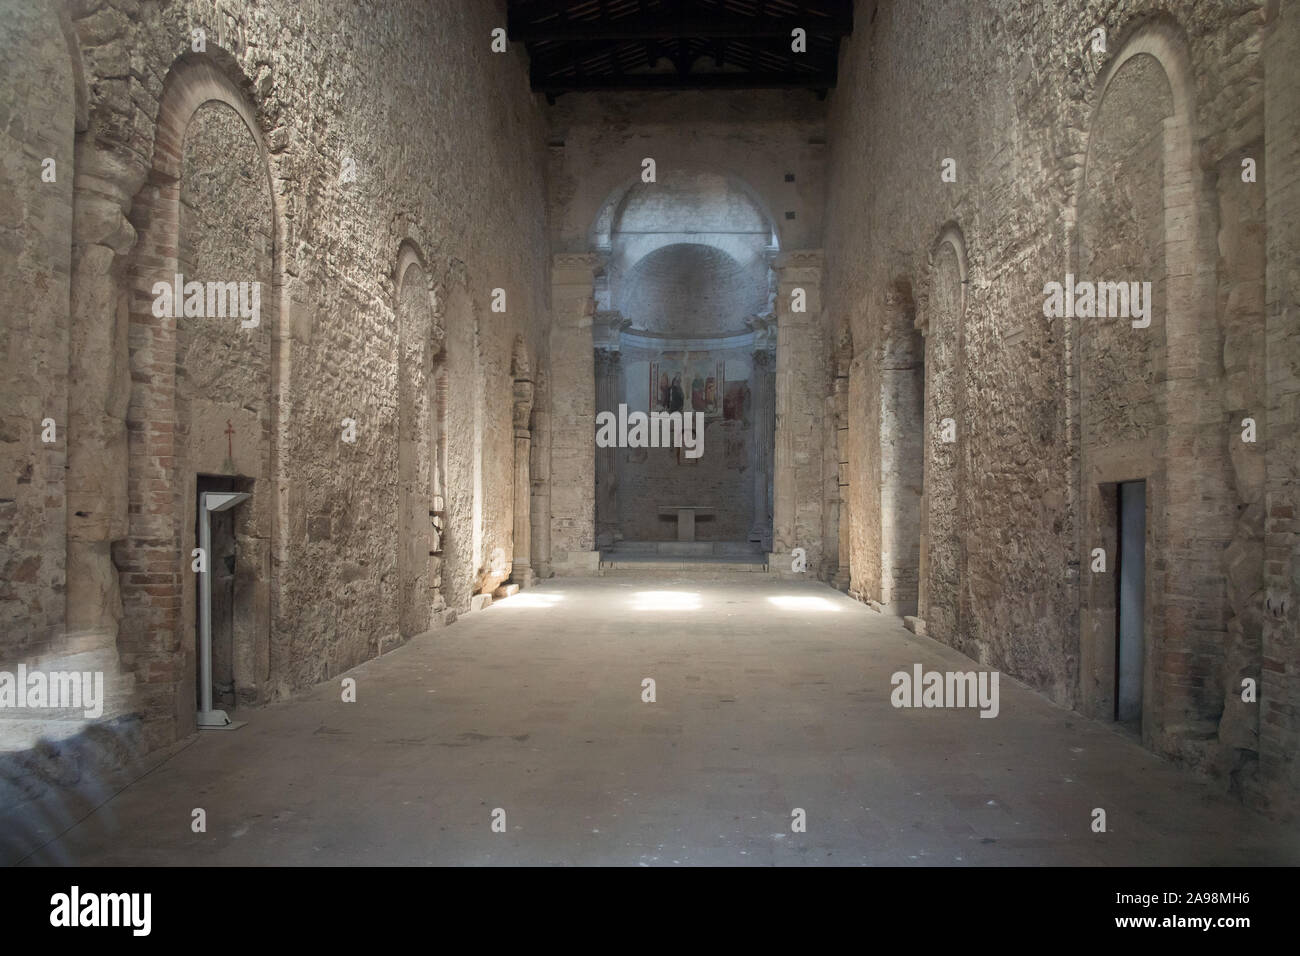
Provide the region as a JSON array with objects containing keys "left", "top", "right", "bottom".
[
  {"left": 1, "top": 0, "right": 551, "bottom": 753},
  {"left": 1261, "top": 0, "right": 1300, "bottom": 819},
  {"left": 825, "top": 0, "right": 1298, "bottom": 814},
  {"left": 3, "top": 0, "right": 1296, "bottom": 819},
  {"left": 0, "top": 3, "right": 77, "bottom": 671}
]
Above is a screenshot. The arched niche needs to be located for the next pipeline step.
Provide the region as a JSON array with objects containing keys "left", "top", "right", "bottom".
[
  {"left": 396, "top": 242, "right": 443, "bottom": 637},
  {"left": 878, "top": 276, "right": 924, "bottom": 615},
  {"left": 121, "top": 51, "right": 282, "bottom": 736},
  {"left": 1072, "top": 20, "right": 1224, "bottom": 747},
  {"left": 915, "top": 225, "right": 968, "bottom": 645}
]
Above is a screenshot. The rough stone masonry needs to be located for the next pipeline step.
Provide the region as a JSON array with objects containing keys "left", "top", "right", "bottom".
[{"left": 0, "top": 0, "right": 1297, "bottom": 832}]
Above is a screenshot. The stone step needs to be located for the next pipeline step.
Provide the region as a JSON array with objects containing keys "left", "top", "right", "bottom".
[
  {"left": 605, "top": 540, "right": 765, "bottom": 557},
  {"left": 599, "top": 559, "right": 769, "bottom": 573}
]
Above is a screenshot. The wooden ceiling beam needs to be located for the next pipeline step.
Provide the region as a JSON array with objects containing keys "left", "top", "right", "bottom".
[{"left": 509, "top": 8, "right": 851, "bottom": 42}]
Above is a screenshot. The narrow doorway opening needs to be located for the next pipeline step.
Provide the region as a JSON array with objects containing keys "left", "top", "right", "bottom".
[
  {"left": 195, "top": 475, "right": 251, "bottom": 716},
  {"left": 1115, "top": 479, "right": 1146, "bottom": 730}
]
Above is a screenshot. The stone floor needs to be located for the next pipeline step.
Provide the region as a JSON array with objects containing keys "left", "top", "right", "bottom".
[{"left": 13, "top": 572, "right": 1300, "bottom": 866}]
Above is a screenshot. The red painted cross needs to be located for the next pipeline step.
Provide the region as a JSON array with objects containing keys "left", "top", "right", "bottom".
[{"left": 225, "top": 420, "right": 234, "bottom": 460}]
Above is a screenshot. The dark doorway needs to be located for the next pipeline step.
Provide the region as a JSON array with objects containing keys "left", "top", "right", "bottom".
[
  {"left": 196, "top": 475, "right": 238, "bottom": 712},
  {"left": 1115, "top": 479, "right": 1146, "bottom": 728}
]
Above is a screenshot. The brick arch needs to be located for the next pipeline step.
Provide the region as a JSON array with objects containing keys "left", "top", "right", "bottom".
[
  {"left": 145, "top": 54, "right": 273, "bottom": 187},
  {"left": 1089, "top": 18, "right": 1191, "bottom": 144},
  {"left": 1071, "top": 17, "right": 1194, "bottom": 371},
  {"left": 120, "top": 49, "right": 284, "bottom": 747}
]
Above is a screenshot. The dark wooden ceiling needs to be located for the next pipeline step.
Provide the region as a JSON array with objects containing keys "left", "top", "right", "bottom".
[{"left": 507, "top": 0, "right": 854, "bottom": 101}]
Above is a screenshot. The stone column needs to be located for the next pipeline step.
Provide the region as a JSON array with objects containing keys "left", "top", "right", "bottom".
[
  {"left": 547, "top": 253, "right": 604, "bottom": 575},
  {"left": 510, "top": 356, "right": 535, "bottom": 588},
  {"left": 747, "top": 316, "right": 777, "bottom": 550},
  {"left": 530, "top": 368, "right": 552, "bottom": 579},
  {"left": 66, "top": 149, "right": 136, "bottom": 645},
  {"left": 768, "top": 250, "right": 826, "bottom": 575},
  {"left": 63, "top": 138, "right": 143, "bottom": 722},
  {"left": 831, "top": 328, "right": 852, "bottom": 589}
]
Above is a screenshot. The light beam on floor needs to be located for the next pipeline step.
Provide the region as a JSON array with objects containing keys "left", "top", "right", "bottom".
[
  {"left": 501, "top": 592, "right": 565, "bottom": 608},
  {"left": 630, "top": 590, "right": 702, "bottom": 611},
  {"left": 766, "top": 595, "right": 842, "bottom": 612}
]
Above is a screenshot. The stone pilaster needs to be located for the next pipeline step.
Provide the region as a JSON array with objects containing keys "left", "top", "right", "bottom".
[
  {"left": 510, "top": 353, "right": 535, "bottom": 588},
  {"left": 768, "top": 250, "right": 826, "bottom": 575},
  {"left": 65, "top": 144, "right": 138, "bottom": 650},
  {"left": 547, "top": 253, "right": 604, "bottom": 575},
  {"left": 59, "top": 139, "right": 143, "bottom": 732},
  {"left": 530, "top": 368, "right": 552, "bottom": 579},
  {"left": 831, "top": 327, "right": 852, "bottom": 590}
]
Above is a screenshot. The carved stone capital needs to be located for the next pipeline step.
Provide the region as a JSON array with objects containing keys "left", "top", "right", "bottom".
[
  {"left": 513, "top": 380, "right": 535, "bottom": 421},
  {"left": 772, "top": 249, "right": 825, "bottom": 283},
  {"left": 745, "top": 312, "right": 778, "bottom": 352},
  {"left": 593, "top": 310, "right": 631, "bottom": 349},
  {"left": 594, "top": 347, "right": 623, "bottom": 374},
  {"left": 552, "top": 252, "right": 606, "bottom": 286}
]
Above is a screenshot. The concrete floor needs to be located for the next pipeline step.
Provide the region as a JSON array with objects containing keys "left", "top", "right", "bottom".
[{"left": 14, "top": 572, "right": 1300, "bottom": 866}]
